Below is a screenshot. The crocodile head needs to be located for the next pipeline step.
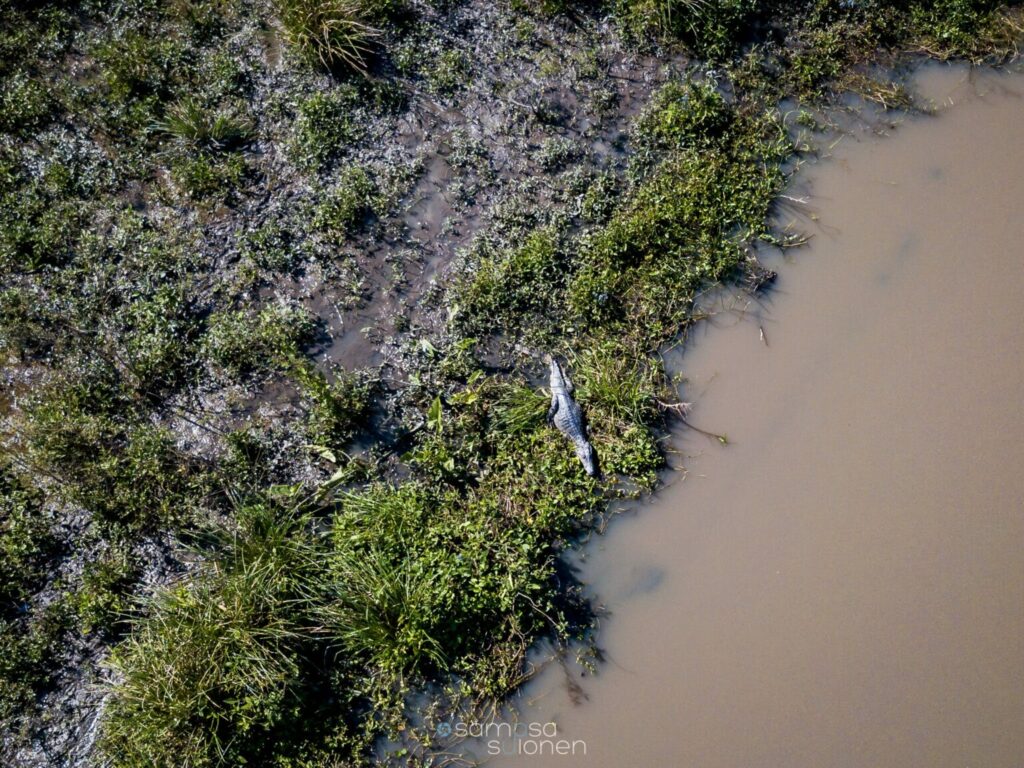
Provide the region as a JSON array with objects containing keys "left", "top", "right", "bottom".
[
  {"left": 547, "top": 355, "right": 560, "bottom": 379},
  {"left": 575, "top": 440, "right": 598, "bottom": 478},
  {"left": 548, "top": 355, "right": 571, "bottom": 394}
]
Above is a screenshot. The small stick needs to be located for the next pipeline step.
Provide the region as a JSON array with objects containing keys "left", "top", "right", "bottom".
[
  {"left": 679, "top": 418, "right": 728, "bottom": 444},
  {"left": 657, "top": 399, "right": 728, "bottom": 443}
]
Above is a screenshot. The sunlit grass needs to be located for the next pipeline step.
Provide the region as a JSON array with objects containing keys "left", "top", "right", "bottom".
[{"left": 273, "top": 0, "right": 380, "bottom": 71}]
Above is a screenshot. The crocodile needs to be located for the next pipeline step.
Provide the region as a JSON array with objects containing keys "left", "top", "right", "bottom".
[{"left": 546, "top": 356, "right": 599, "bottom": 477}]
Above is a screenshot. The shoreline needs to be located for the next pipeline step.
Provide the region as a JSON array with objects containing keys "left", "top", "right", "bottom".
[
  {"left": 481, "top": 63, "right": 1024, "bottom": 766},
  {"left": 1, "top": 3, "right": 1022, "bottom": 765}
]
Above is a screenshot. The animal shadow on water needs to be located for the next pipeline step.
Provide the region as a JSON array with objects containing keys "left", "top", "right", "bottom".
[{"left": 548, "top": 556, "right": 604, "bottom": 707}]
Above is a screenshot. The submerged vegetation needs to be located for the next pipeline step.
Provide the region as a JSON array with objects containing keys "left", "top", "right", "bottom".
[{"left": 1, "top": 0, "right": 1021, "bottom": 764}]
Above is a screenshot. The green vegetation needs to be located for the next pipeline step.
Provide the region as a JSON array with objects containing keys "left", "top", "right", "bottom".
[
  {"left": 611, "top": 0, "right": 1023, "bottom": 97},
  {"left": 155, "top": 97, "right": 254, "bottom": 150},
  {"left": 22, "top": 366, "right": 202, "bottom": 532},
  {"left": 76, "top": 544, "right": 140, "bottom": 637},
  {"left": 99, "top": 503, "right": 323, "bottom": 767},
  {"left": 616, "top": 0, "right": 758, "bottom": 59},
  {"left": 0, "top": 600, "right": 73, "bottom": 725},
  {"left": 171, "top": 151, "right": 249, "bottom": 202},
  {"left": 0, "top": 0, "right": 1021, "bottom": 764},
  {"left": 313, "top": 165, "right": 377, "bottom": 239},
  {"left": 568, "top": 87, "right": 789, "bottom": 339},
  {"left": 427, "top": 47, "right": 472, "bottom": 93},
  {"left": 454, "top": 228, "right": 566, "bottom": 341},
  {"left": 293, "top": 88, "right": 366, "bottom": 170},
  {"left": 274, "top": 0, "right": 381, "bottom": 71},
  {"left": 0, "top": 467, "right": 58, "bottom": 612},
  {"left": 203, "top": 303, "right": 317, "bottom": 379},
  {"left": 0, "top": 464, "right": 70, "bottom": 723},
  {"left": 289, "top": 362, "right": 373, "bottom": 445}
]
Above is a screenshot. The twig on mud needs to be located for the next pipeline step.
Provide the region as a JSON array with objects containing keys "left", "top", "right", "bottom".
[
  {"left": 517, "top": 591, "right": 560, "bottom": 632},
  {"left": 777, "top": 231, "right": 813, "bottom": 248},
  {"left": 168, "top": 406, "right": 229, "bottom": 438}
]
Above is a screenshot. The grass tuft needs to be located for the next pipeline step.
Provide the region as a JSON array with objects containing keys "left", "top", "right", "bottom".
[
  {"left": 273, "top": 0, "right": 381, "bottom": 72},
  {"left": 99, "top": 503, "right": 320, "bottom": 767},
  {"left": 154, "top": 97, "right": 254, "bottom": 150}
]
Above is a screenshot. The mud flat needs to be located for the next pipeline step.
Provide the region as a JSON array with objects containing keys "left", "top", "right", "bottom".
[{"left": 476, "top": 64, "right": 1024, "bottom": 767}]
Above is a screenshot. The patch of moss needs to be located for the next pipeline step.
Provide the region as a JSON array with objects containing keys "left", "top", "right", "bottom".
[
  {"left": 536, "top": 135, "right": 581, "bottom": 171},
  {"left": 615, "top": 0, "right": 758, "bottom": 58},
  {"left": 239, "top": 218, "right": 302, "bottom": 275},
  {"left": 121, "top": 284, "right": 199, "bottom": 390},
  {"left": 0, "top": 158, "right": 90, "bottom": 272},
  {"left": 0, "top": 70, "right": 53, "bottom": 136}
]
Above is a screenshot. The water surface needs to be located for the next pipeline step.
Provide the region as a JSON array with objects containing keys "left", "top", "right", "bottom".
[{"left": 480, "top": 65, "right": 1024, "bottom": 768}]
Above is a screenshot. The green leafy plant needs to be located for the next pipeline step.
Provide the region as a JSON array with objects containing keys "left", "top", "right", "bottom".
[
  {"left": 0, "top": 600, "right": 73, "bottom": 724},
  {"left": 76, "top": 544, "right": 140, "bottom": 636},
  {"left": 288, "top": 361, "right": 372, "bottom": 446},
  {"left": 202, "top": 303, "right": 317, "bottom": 378},
  {"left": 453, "top": 228, "right": 566, "bottom": 340},
  {"left": 169, "top": 151, "right": 247, "bottom": 202},
  {"left": 292, "top": 89, "right": 364, "bottom": 170},
  {"left": 0, "top": 466, "right": 58, "bottom": 613}
]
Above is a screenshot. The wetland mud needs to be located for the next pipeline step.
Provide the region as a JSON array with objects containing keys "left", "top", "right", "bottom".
[{"left": 481, "top": 65, "right": 1024, "bottom": 768}]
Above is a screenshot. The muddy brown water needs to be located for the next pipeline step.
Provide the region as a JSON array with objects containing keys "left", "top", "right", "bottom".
[{"left": 458, "top": 65, "right": 1024, "bottom": 767}]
